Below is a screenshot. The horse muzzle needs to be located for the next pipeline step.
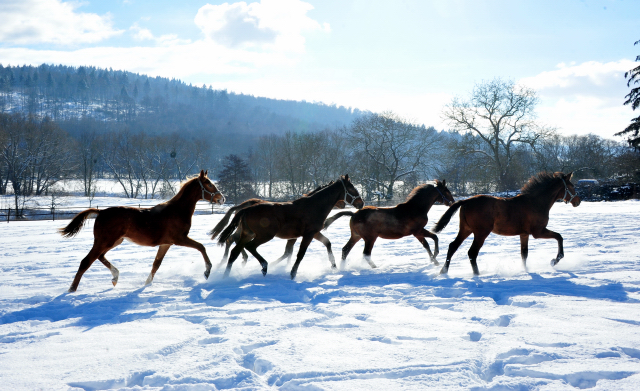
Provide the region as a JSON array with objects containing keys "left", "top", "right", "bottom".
[{"left": 571, "top": 196, "right": 581, "bottom": 207}]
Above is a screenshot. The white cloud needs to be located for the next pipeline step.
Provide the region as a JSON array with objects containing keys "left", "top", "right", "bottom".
[
  {"left": 130, "top": 23, "right": 191, "bottom": 46},
  {"left": 0, "top": 0, "right": 123, "bottom": 45},
  {"left": 519, "top": 60, "right": 635, "bottom": 138},
  {"left": 194, "top": 0, "right": 330, "bottom": 52}
]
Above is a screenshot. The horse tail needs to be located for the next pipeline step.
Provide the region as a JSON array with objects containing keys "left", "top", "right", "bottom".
[
  {"left": 59, "top": 208, "right": 100, "bottom": 238},
  {"left": 209, "top": 200, "right": 262, "bottom": 240},
  {"left": 433, "top": 200, "right": 466, "bottom": 233},
  {"left": 323, "top": 211, "right": 355, "bottom": 230},
  {"left": 217, "top": 209, "right": 245, "bottom": 246}
]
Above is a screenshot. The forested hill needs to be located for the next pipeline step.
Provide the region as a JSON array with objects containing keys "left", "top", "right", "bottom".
[{"left": 0, "top": 63, "right": 364, "bottom": 151}]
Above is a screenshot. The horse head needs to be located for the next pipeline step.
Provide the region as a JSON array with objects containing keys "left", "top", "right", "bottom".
[
  {"left": 436, "top": 179, "right": 455, "bottom": 206},
  {"left": 198, "top": 170, "right": 225, "bottom": 205},
  {"left": 341, "top": 174, "right": 365, "bottom": 209},
  {"left": 559, "top": 172, "right": 581, "bottom": 207}
]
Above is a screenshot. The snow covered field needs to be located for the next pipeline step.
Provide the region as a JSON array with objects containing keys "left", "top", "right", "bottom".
[{"left": 1, "top": 199, "right": 640, "bottom": 390}]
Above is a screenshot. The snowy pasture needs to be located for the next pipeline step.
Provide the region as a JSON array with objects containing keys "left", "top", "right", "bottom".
[{"left": 1, "top": 199, "right": 640, "bottom": 390}]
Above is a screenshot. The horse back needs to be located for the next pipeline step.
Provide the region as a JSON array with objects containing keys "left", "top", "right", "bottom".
[
  {"left": 351, "top": 204, "right": 429, "bottom": 239},
  {"left": 460, "top": 195, "right": 549, "bottom": 236}
]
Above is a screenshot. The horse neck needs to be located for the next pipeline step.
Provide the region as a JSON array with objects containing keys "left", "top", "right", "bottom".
[
  {"left": 299, "top": 181, "right": 343, "bottom": 213},
  {"left": 168, "top": 180, "right": 200, "bottom": 213},
  {"left": 403, "top": 187, "right": 438, "bottom": 212},
  {"left": 525, "top": 181, "right": 564, "bottom": 211}
]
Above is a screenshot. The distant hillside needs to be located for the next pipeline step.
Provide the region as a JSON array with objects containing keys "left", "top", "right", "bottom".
[{"left": 0, "top": 63, "right": 365, "bottom": 153}]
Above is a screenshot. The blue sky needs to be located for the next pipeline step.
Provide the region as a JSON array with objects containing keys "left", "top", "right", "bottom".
[{"left": 1, "top": 0, "right": 638, "bottom": 139}]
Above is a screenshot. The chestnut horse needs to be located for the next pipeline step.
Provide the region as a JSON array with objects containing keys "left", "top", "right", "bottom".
[
  {"left": 60, "top": 170, "right": 224, "bottom": 292},
  {"left": 433, "top": 172, "right": 581, "bottom": 275},
  {"left": 216, "top": 175, "right": 364, "bottom": 279},
  {"left": 323, "top": 181, "right": 455, "bottom": 268},
  {"left": 210, "top": 184, "right": 347, "bottom": 267}
]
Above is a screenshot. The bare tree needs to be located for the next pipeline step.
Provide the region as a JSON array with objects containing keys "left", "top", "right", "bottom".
[
  {"left": 442, "top": 78, "right": 554, "bottom": 191},
  {"left": 352, "top": 112, "right": 441, "bottom": 200}
]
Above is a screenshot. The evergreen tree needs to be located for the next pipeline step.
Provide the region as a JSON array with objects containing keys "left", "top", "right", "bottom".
[
  {"left": 617, "top": 39, "right": 640, "bottom": 148},
  {"left": 218, "top": 154, "right": 255, "bottom": 204}
]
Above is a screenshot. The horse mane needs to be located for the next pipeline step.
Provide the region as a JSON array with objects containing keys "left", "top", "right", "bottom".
[
  {"left": 173, "top": 175, "right": 200, "bottom": 198},
  {"left": 404, "top": 182, "right": 438, "bottom": 203},
  {"left": 520, "top": 172, "right": 562, "bottom": 196},
  {"left": 305, "top": 181, "right": 335, "bottom": 197}
]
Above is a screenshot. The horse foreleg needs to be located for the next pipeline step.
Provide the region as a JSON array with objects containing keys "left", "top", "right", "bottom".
[
  {"left": 174, "top": 237, "right": 212, "bottom": 279},
  {"left": 272, "top": 239, "right": 296, "bottom": 266},
  {"left": 362, "top": 237, "right": 378, "bottom": 269},
  {"left": 145, "top": 244, "right": 172, "bottom": 285},
  {"left": 415, "top": 229, "right": 439, "bottom": 265},
  {"left": 224, "top": 243, "right": 244, "bottom": 278},
  {"left": 244, "top": 240, "right": 270, "bottom": 277},
  {"left": 440, "top": 227, "right": 472, "bottom": 275},
  {"left": 218, "top": 237, "right": 233, "bottom": 267},
  {"left": 314, "top": 232, "right": 336, "bottom": 269},
  {"left": 520, "top": 234, "right": 529, "bottom": 271},
  {"left": 290, "top": 233, "right": 315, "bottom": 280},
  {"left": 98, "top": 254, "right": 119, "bottom": 286},
  {"left": 533, "top": 228, "right": 564, "bottom": 266}
]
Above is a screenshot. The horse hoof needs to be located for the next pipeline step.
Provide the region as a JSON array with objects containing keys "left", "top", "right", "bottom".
[
  {"left": 551, "top": 259, "right": 558, "bottom": 266},
  {"left": 67, "top": 287, "right": 76, "bottom": 293},
  {"left": 204, "top": 269, "right": 211, "bottom": 279},
  {"left": 262, "top": 268, "right": 267, "bottom": 277},
  {"left": 439, "top": 267, "right": 448, "bottom": 275},
  {"left": 112, "top": 279, "right": 117, "bottom": 287},
  {"left": 431, "top": 258, "right": 440, "bottom": 266},
  {"left": 290, "top": 271, "right": 297, "bottom": 280}
]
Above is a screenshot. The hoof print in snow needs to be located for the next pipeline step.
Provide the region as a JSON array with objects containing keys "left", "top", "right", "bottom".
[{"left": 468, "top": 331, "right": 482, "bottom": 342}]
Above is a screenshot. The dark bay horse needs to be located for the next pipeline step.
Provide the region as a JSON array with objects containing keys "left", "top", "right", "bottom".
[
  {"left": 433, "top": 172, "right": 581, "bottom": 275},
  {"left": 216, "top": 175, "right": 364, "bottom": 279},
  {"left": 210, "top": 185, "right": 347, "bottom": 267},
  {"left": 60, "top": 170, "right": 224, "bottom": 292},
  {"left": 323, "top": 181, "right": 454, "bottom": 268}
]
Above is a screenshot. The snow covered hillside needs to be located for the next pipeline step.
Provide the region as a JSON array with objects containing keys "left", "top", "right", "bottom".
[{"left": 1, "top": 200, "right": 639, "bottom": 390}]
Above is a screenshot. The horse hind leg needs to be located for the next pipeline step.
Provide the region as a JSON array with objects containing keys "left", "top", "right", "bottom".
[
  {"left": 68, "top": 247, "right": 103, "bottom": 292},
  {"left": 145, "top": 244, "right": 172, "bottom": 285},
  {"left": 467, "top": 233, "right": 489, "bottom": 276},
  {"left": 272, "top": 239, "right": 296, "bottom": 266},
  {"left": 520, "top": 234, "right": 529, "bottom": 272},
  {"left": 341, "top": 233, "right": 361, "bottom": 264},
  {"left": 98, "top": 255, "right": 119, "bottom": 286},
  {"left": 440, "top": 227, "right": 472, "bottom": 275},
  {"left": 362, "top": 237, "right": 378, "bottom": 269}
]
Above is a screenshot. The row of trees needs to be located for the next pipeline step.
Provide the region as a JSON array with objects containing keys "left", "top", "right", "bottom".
[
  {"left": 3, "top": 77, "right": 640, "bottom": 209},
  {"left": 0, "top": 113, "right": 209, "bottom": 213}
]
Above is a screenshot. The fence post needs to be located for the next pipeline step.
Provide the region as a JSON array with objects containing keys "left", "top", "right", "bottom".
[
  {"left": 52, "top": 207, "right": 55, "bottom": 222},
  {"left": 7, "top": 208, "right": 10, "bottom": 223}
]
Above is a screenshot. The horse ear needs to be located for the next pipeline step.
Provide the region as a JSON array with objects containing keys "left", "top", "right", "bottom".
[
  {"left": 199, "top": 170, "right": 205, "bottom": 178},
  {"left": 344, "top": 174, "right": 350, "bottom": 181},
  {"left": 566, "top": 172, "right": 573, "bottom": 180},
  {"left": 442, "top": 179, "right": 446, "bottom": 186},
  {"left": 204, "top": 170, "right": 208, "bottom": 176}
]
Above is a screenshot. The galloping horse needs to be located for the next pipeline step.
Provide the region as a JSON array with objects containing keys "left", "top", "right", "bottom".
[
  {"left": 217, "top": 175, "right": 364, "bottom": 279},
  {"left": 210, "top": 184, "right": 347, "bottom": 267},
  {"left": 60, "top": 170, "right": 224, "bottom": 292},
  {"left": 433, "top": 172, "right": 581, "bottom": 275},
  {"left": 323, "top": 181, "right": 454, "bottom": 268}
]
